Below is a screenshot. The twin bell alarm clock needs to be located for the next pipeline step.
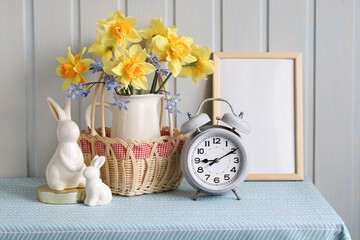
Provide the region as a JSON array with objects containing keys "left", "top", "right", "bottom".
[{"left": 180, "top": 98, "right": 251, "bottom": 200}]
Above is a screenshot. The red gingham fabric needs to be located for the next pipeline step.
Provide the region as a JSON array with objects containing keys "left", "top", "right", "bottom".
[
  {"left": 178, "top": 140, "right": 186, "bottom": 152},
  {"left": 111, "top": 144, "right": 127, "bottom": 159},
  {"left": 157, "top": 142, "right": 174, "bottom": 157},
  {"left": 132, "top": 144, "right": 152, "bottom": 159},
  {"left": 160, "top": 130, "right": 170, "bottom": 136},
  {"left": 83, "top": 129, "right": 185, "bottom": 159},
  {"left": 81, "top": 139, "right": 91, "bottom": 153},
  {"left": 95, "top": 141, "right": 106, "bottom": 156}
]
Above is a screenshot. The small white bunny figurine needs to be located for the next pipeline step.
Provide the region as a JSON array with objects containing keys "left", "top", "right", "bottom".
[
  {"left": 84, "top": 156, "right": 112, "bottom": 206},
  {"left": 46, "top": 97, "right": 86, "bottom": 191}
]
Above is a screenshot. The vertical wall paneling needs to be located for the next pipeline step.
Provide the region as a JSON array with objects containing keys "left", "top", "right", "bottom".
[
  {"left": 79, "top": 0, "right": 118, "bottom": 130},
  {"left": 0, "top": 0, "right": 27, "bottom": 177},
  {"left": 222, "top": 0, "right": 267, "bottom": 52},
  {"left": 175, "top": 0, "right": 217, "bottom": 126},
  {"left": 353, "top": 1, "right": 360, "bottom": 239},
  {"left": 1, "top": 1, "right": 359, "bottom": 239},
  {"left": 315, "top": 0, "right": 359, "bottom": 239},
  {"left": 269, "top": 0, "right": 315, "bottom": 179},
  {"left": 128, "top": 0, "right": 174, "bottom": 127},
  {"left": 23, "top": 0, "right": 36, "bottom": 176},
  {"left": 33, "top": 0, "right": 77, "bottom": 176}
]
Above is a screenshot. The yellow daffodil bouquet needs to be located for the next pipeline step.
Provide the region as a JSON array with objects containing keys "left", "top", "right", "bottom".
[{"left": 56, "top": 10, "right": 214, "bottom": 114}]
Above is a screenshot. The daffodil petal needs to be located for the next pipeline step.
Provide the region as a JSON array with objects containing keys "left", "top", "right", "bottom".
[
  {"left": 119, "top": 75, "right": 130, "bottom": 88},
  {"left": 178, "top": 66, "right": 192, "bottom": 78},
  {"left": 127, "top": 29, "right": 142, "bottom": 43},
  {"left": 110, "top": 10, "right": 125, "bottom": 21},
  {"left": 151, "top": 35, "right": 168, "bottom": 55},
  {"left": 139, "top": 27, "right": 154, "bottom": 39},
  {"left": 88, "top": 41, "right": 106, "bottom": 56},
  {"left": 125, "top": 16, "right": 138, "bottom": 28},
  {"left": 198, "top": 46, "right": 212, "bottom": 60},
  {"left": 168, "top": 57, "right": 182, "bottom": 77},
  {"left": 102, "top": 50, "right": 113, "bottom": 63},
  {"left": 134, "top": 48, "right": 147, "bottom": 63},
  {"left": 56, "top": 65, "right": 64, "bottom": 76},
  {"left": 101, "top": 32, "right": 117, "bottom": 47},
  {"left": 183, "top": 54, "right": 197, "bottom": 64},
  {"left": 199, "top": 60, "right": 215, "bottom": 75},
  {"left": 150, "top": 18, "right": 164, "bottom": 33},
  {"left": 62, "top": 78, "right": 72, "bottom": 91},
  {"left": 56, "top": 57, "right": 69, "bottom": 64},
  {"left": 131, "top": 76, "right": 148, "bottom": 89},
  {"left": 191, "top": 71, "right": 201, "bottom": 85},
  {"left": 67, "top": 47, "right": 75, "bottom": 65},
  {"left": 112, "top": 62, "right": 125, "bottom": 76},
  {"left": 140, "top": 62, "right": 157, "bottom": 75},
  {"left": 129, "top": 44, "right": 142, "bottom": 57},
  {"left": 81, "top": 59, "right": 95, "bottom": 72},
  {"left": 103, "top": 61, "right": 119, "bottom": 75}
]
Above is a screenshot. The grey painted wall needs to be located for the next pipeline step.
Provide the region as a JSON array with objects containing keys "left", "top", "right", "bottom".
[{"left": 0, "top": 0, "right": 358, "bottom": 239}]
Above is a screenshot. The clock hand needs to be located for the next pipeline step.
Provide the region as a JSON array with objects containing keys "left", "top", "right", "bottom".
[
  {"left": 200, "top": 159, "right": 216, "bottom": 163},
  {"left": 218, "top": 148, "right": 238, "bottom": 160},
  {"left": 209, "top": 148, "right": 238, "bottom": 166}
]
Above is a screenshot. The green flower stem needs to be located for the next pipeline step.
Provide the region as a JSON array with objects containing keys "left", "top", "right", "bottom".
[
  {"left": 139, "top": 89, "right": 143, "bottom": 94},
  {"left": 155, "top": 72, "right": 172, "bottom": 94},
  {"left": 150, "top": 72, "right": 158, "bottom": 93},
  {"left": 129, "top": 84, "right": 134, "bottom": 95}
]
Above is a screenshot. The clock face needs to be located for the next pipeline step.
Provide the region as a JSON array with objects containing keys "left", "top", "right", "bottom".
[{"left": 184, "top": 128, "right": 247, "bottom": 193}]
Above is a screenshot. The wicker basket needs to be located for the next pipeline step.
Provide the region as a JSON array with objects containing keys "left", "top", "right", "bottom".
[{"left": 78, "top": 75, "right": 186, "bottom": 196}]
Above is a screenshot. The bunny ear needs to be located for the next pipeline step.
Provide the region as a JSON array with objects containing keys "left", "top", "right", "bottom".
[
  {"left": 47, "top": 97, "right": 66, "bottom": 121},
  {"left": 63, "top": 98, "right": 71, "bottom": 120},
  {"left": 91, "top": 156, "right": 105, "bottom": 169}
]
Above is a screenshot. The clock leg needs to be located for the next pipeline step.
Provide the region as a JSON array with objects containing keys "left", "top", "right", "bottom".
[
  {"left": 232, "top": 189, "right": 241, "bottom": 200},
  {"left": 192, "top": 190, "right": 201, "bottom": 201}
]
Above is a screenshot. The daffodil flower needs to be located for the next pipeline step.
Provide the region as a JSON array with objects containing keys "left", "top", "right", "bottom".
[
  {"left": 178, "top": 44, "right": 214, "bottom": 85},
  {"left": 103, "top": 45, "right": 124, "bottom": 76},
  {"left": 111, "top": 44, "right": 156, "bottom": 89},
  {"left": 88, "top": 29, "right": 114, "bottom": 63},
  {"left": 56, "top": 47, "right": 94, "bottom": 91},
  {"left": 151, "top": 34, "right": 196, "bottom": 77},
  {"left": 139, "top": 18, "right": 178, "bottom": 48},
  {"left": 96, "top": 10, "right": 142, "bottom": 48}
]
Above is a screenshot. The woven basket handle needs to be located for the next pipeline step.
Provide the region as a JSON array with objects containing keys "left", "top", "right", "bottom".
[{"left": 89, "top": 74, "right": 174, "bottom": 137}]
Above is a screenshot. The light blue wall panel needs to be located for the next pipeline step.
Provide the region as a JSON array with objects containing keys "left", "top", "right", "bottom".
[
  {"left": 33, "top": 0, "right": 77, "bottom": 176},
  {"left": 315, "top": 0, "right": 359, "bottom": 239},
  {"left": 269, "top": 0, "right": 315, "bottom": 179},
  {"left": 0, "top": 0, "right": 27, "bottom": 177},
  {"left": 0, "top": 0, "right": 358, "bottom": 239},
  {"left": 175, "top": 0, "right": 220, "bottom": 126}
]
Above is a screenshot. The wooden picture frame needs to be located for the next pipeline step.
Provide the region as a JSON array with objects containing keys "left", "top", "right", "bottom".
[{"left": 213, "top": 52, "right": 303, "bottom": 181}]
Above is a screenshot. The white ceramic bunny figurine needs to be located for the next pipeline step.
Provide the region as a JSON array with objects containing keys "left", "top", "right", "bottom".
[
  {"left": 83, "top": 155, "right": 112, "bottom": 206},
  {"left": 46, "top": 97, "right": 86, "bottom": 191}
]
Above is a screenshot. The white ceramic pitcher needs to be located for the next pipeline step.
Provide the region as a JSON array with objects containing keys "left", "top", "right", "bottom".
[{"left": 85, "top": 94, "right": 162, "bottom": 140}]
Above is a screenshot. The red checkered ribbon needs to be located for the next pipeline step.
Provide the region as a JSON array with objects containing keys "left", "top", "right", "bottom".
[
  {"left": 81, "top": 139, "right": 91, "bottom": 153},
  {"left": 156, "top": 142, "right": 174, "bottom": 156}
]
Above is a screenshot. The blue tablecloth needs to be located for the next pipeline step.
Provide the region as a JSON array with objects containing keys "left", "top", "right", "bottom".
[{"left": 0, "top": 177, "right": 350, "bottom": 240}]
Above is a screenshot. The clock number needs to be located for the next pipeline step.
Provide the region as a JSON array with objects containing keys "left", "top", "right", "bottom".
[
  {"left": 230, "top": 167, "right": 236, "bottom": 173},
  {"left": 213, "top": 137, "right": 221, "bottom": 144},
  {"left": 225, "top": 141, "right": 228, "bottom": 147},
  {"left": 197, "top": 167, "right": 204, "bottom": 173},
  {"left": 214, "top": 177, "right": 220, "bottom": 183},
  {"left": 234, "top": 157, "right": 239, "bottom": 163},
  {"left": 198, "top": 148, "right": 204, "bottom": 154},
  {"left": 230, "top": 148, "right": 237, "bottom": 154},
  {"left": 224, "top": 174, "right": 230, "bottom": 180},
  {"left": 204, "top": 141, "right": 210, "bottom": 147},
  {"left": 197, "top": 148, "right": 204, "bottom": 154},
  {"left": 194, "top": 157, "right": 200, "bottom": 164},
  {"left": 205, "top": 174, "right": 210, "bottom": 180}
]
